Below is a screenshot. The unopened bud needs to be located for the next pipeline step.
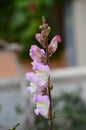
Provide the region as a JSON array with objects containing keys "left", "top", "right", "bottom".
[
  {"left": 48, "top": 35, "right": 61, "bottom": 56},
  {"left": 42, "top": 16, "right": 46, "bottom": 24}
]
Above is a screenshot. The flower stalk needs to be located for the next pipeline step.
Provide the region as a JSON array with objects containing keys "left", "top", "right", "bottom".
[
  {"left": 26, "top": 16, "right": 61, "bottom": 130},
  {"left": 45, "top": 37, "right": 53, "bottom": 130}
]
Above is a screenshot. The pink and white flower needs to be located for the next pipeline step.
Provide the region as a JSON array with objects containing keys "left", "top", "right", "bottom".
[
  {"left": 32, "top": 62, "right": 50, "bottom": 75},
  {"left": 34, "top": 94, "right": 50, "bottom": 118},
  {"left": 26, "top": 72, "right": 48, "bottom": 94},
  {"left": 32, "top": 62, "right": 50, "bottom": 84},
  {"left": 26, "top": 71, "right": 48, "bottom": 86},
  {"left": 30, "top": 45, "right": 45, "bottom": 62}
]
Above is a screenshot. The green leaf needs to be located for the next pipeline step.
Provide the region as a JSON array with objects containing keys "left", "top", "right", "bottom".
[
  {"left": 15, "top": 0, "right": 29, "bottom": 9},
  {"left": 20, "top": 19, "right": 40, "bottom": 40}
]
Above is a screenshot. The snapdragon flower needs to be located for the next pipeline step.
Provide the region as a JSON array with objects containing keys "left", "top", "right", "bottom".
[
  {"left": 32, "top": 62, "right": 50, "bottom": 75},
  {"left": 34, "top": 94, "right": 50, "bottom": 118},
  {"left": 30, "top": 45, "right": 45, "bottom": 63},
  {"left": 26, "top": 62, "right": 50, "bottom": 85},
  {"left": 32, "top": 62, "right": 50, "bottom": 83},
  {"left": 26, "top": 72, "right": 48, "bottom": 94}
]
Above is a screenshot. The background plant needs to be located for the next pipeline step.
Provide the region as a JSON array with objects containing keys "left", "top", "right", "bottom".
[{"left": 0, "top": 0, "right": 65, "bottom": 60}]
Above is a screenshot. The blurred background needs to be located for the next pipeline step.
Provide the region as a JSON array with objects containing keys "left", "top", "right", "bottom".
[{"left": 0, "top": 0, "right": 86, "bottom": 130}]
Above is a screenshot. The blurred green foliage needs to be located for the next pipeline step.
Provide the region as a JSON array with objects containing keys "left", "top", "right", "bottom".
[
  {"left": 15, "top": 104, "right": 24, "bottom": 114},
  {"left": 0, "top": 0, "right": 66, "bottom": 60},
  {"left": 36, "top": 90, "right": 86, "bottom": 130}
]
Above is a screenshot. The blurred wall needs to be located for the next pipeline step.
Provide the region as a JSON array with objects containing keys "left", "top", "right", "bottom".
[
  {"left": 0, "top": 51, "right": 18, "bottom": 78},
  {"left": 72, "top": 0, "right": 86, "bottom": 66}
]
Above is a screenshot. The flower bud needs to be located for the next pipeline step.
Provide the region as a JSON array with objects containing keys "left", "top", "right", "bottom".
[
  {"left": 41, "top": 26, "right": 51, "bottom": 38},
  {"left": 48, "top": 35, "right": 61, "bottom": 56}
]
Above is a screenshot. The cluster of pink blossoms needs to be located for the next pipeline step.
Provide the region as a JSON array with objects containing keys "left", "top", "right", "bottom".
[{"left": 26, "top": 17, "right": 61, "bottom": 118}]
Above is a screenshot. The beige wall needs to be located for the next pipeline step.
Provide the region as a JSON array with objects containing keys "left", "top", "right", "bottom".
[
  {"left": 72, "top": 0, "right": 86, "bottom": 66},
  {"left": 0, "top": 51, "right": 18, "bottom": 78}
]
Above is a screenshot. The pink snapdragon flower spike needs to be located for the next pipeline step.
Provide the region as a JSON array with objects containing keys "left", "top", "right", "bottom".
[
  {"left": 48, "top": 35, "right": 61, "bottom": 56},
  {"left": 26, "top": 16, "right": 61, "bottom": 123},
  {"left": 30, "top": 45, "right": 45, "bottom": 62},
  {"left": 34, "top": 95, "right": 50, "bottom": 118}
]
